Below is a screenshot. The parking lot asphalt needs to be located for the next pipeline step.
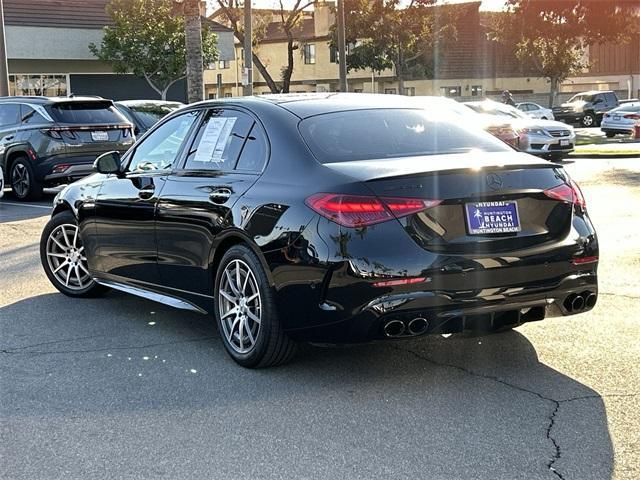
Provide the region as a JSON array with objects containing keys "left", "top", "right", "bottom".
[{"left": 1, "top": 158, "right": 639, "bottom": 480}]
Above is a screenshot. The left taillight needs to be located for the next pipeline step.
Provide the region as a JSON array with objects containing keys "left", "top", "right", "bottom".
[
  {"left": 305, "top": 193, "right": 441, "bottom": 228},
  {"left": 543, "top": 179, "right": 586, "bottom": 209}
]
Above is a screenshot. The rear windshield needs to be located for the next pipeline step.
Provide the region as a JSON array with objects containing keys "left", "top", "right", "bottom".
[
  {"left": 48, "top": 101, "right": 126, "bottom": 125},
  {"left": 299, "top": 108, "right": 511, "bottom": 164},
  {"left": 129, "top": 103, "right": 182, "bottom": 129},
  {"left": 615, "top": 104, "right": 640, "bottom": 112}
]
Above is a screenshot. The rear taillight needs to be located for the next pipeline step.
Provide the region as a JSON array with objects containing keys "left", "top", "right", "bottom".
[
  {"left": 41, "top": 127, "right": 77, "bottom": 140},
  {"left": 603, "top": 113, "right": 610, "bottom": 118},
  {"left": 52, "top": 164, "right": 71, "bottom": 174},
  {"left": 623, "top": 113, "right": 640, "bottom": 120},
  {"left": 305, "top": 193, "right": 441, "bottom": 227},
  {"left": 543, "top": 179, "right": 586, "bottom": 209}
]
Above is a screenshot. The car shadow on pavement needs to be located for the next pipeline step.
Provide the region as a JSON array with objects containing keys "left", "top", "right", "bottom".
[
  {"left": 0, "top": 291, "right": 614, "bottom": 480},
  {"left": 579, "top": 167, "right": 640, "bottom": 188}
]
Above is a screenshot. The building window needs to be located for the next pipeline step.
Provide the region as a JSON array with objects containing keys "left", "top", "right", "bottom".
[
  {"left": 224, "top": 93, "right": 232, "bottom": 98},
  {"left": 471, "top": 85, "right": 483, "bottom": 96},
  {"left": 384, "top": 88, "right": 397, "bottom": 95},
  {"left": 9, "top": 74, "right": 68, "bottom": 96},
  {"left": 303, "top": 44, "right": 316, "bottom": 64},
  {"left": 403, "top": 87, "right": 415, "bottom": 96},
  {"left": 218, "top": 60, "right": 230, "bottom": 69},
  {"left": 354, "top": 88, "right": 363, "bottom": 93},
  {"left": 329, "top": 45, "right": 338, "bottom": 63},
  {"left": 208, "top": 93, "right": 217, "bottom": 99},
  {"left": 441, "top": 86, "right": 462, "bottom": 98}
]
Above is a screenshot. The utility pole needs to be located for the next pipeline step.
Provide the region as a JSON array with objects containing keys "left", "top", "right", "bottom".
[
  {"left": 336, "top": 0, "right": 347, "bottom": 92},
  {"left": 0, "top": 0, "right": 9, "bottom": 96},
  {"left": 243, "top": 0, "right": 253, "bottom": 96}
]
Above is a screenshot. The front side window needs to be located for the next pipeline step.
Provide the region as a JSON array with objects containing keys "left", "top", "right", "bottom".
[
  {"left": 299, "top": 108, "right": 511, "bottom": 164},
  {"left": 127, "top": 111, "right": 198, "bottom": 172},
  {"left": 303, "top": 44, "right": 316, "bottom": 64},
  {"left": 183, "top": 109, "right": 254, "bottom": 171}
]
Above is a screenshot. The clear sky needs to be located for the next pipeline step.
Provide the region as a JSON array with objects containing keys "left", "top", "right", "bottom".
[{"left": 209, "top": 1, "right": 507, "bottom": 12}]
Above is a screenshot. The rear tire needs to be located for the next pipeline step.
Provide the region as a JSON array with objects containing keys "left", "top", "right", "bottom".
[
  {"left": 581, "top": 112, "right": 596, "bottom": 128},
  {"left": 10, "top": 156, "right": 43, "bottom": 201},
  {"left": 40, "top": 211, "right": 107, "bottom": 297},
  {"left": 214, "top": 245, "right": 297, "bottom": 368},
  {"left": 605, "top": 132, "right": 615, "bottom": 138}
]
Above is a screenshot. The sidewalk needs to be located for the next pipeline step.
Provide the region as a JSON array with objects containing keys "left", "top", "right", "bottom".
[{"left": 571, "top": 142, "right": 640, "bottom": 157}]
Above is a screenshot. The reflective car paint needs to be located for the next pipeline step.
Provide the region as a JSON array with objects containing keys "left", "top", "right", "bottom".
[{"left": 50, "top": 94, "right": 598, "bottom": 343}]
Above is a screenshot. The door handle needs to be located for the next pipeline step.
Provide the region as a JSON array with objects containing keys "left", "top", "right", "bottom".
[
  {"left": 138, "top": 185, "right": 155, "bottom": 199},
  {"left": 209, "top": 187, "right": 233, "bottom": 204}
]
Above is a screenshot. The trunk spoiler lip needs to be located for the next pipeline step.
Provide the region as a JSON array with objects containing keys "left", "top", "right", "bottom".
[
  {"left": 47, "top": 123, "right": 133, "bottom": 131},
  {"left": 322, "top": 152, "right": 558, "bottom": 182}
]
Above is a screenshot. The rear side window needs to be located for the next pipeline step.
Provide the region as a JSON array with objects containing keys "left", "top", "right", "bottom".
[
  {"left": 20, "top": 105, "right": 48, "bottom": 125},
  {"left": 183, "top": 109, "right": 254, "bottom": 171},
  {"left": 0, "top": 104, "right": 20, "bottom": 127},
  {"left": 129, "top": 103, "right": 182, "bottom": 130},
  {"left": 47, "top": 101, "right": 126, "bottom": 125},
  {"left": 299, "top": 108, "right": 511, "bottom": 164}
]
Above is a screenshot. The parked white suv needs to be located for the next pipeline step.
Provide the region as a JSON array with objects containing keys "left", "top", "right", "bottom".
[{"left": 517, "top": 102, "right": 555, "bottom": 120}]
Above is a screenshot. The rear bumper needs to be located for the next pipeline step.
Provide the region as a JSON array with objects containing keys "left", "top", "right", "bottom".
[
  {"left": 43, "top": 163, "right": 94, "bottom": 185},
  {"left": 286, "top": 269, "right": 598, "bottom": 343}
]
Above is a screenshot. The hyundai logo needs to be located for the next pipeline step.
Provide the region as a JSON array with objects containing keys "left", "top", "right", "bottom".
[{"left": 486, "top": 173, "right": 503, "bottom": 190}]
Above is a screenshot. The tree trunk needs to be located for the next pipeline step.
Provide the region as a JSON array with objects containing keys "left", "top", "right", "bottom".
[
  {"left": 184, "top": 0, "right": 204, "bottom": 103},
  {"left": 282, "top": 37, "right": 295, "bottom": 93},
  {"left": 548, "top": 76, "right": 560, "bottom": 108},
  {"left": 396, "top": 46, "right": 405, "bottom": 95}
]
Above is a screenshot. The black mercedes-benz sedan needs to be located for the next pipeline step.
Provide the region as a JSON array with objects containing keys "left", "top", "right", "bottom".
[{"left": 39, "top": 93, "right": 598, "bottom": 368}]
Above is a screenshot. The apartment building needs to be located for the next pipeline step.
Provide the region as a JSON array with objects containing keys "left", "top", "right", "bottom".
[{"left": 207, "top": 1, "right": 640, "bottom": 103}]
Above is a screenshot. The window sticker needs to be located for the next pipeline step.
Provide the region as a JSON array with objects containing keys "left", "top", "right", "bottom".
[{"left": 193, "top": 117, "right": 237, "bottom": 163}]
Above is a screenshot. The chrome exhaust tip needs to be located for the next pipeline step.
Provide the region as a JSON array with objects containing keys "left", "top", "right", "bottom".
[
  {"left": 407, "top": 317, "right": 429, "bottom": 336},
  {"left": 383, "top": 320, "right": 405, "bottom": 337},
  {"left": 571, "top": 295, "right": 585, "bottom": 312},
  {"left": 585, "top": 293, "right": 597, "bottom": 309}
]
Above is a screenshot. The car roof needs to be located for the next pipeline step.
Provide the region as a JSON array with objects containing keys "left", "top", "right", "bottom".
[
  {"left": 116, "top": 100, "right": 184, "bottom": 107},
  {"left": 0, "top": 96, "right": 111, "bottom": 104},
  {"left": 572, "top": 90, "right": 614, "bottom": 96},
  {"left": 193, "top": 93, "right": 431, "bottom": 119}
]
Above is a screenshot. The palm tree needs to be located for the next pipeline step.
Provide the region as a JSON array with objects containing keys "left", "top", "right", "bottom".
[{"left": 183, "top": 0, "right": 204, "bottom": 103}]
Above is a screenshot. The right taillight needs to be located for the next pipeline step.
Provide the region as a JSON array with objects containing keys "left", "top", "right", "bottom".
[
  {"left": 305, "top": 193, "right": 441, "bottom": 228},
  {"left": 543, "top": 179, "right": 586, "bottom": 209}
]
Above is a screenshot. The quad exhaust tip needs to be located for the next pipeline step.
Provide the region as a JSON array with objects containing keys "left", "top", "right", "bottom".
[
  {"left": 564, "top": 292, "right": 597, "bottom": 313},
  {"left": 408, "top": 317, "right": 429, "bottom": 335},
  {"left": 383, "top": 317, "right": 429, "bottom": 337},
  {"left": 383, "top": 320, "right": 405, "bottom": 337}
]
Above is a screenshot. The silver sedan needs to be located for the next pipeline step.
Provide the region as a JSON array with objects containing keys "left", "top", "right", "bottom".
[
  {"left": 601, "top": 103, "right": 640, "bottom": 137},
  {"left": 465, "top": 100, "right": 575, "bottom": 159}
]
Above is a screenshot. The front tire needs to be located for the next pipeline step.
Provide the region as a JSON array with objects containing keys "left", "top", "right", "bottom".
[
  {"left": 214, "top": 245, "right": 296, "bottom": 368},
  {"left": 40, "top": 211, "right": 106, "bottom": 297},
  {"left": 10, "top": 156, "right": 43, "bottom": 201}
]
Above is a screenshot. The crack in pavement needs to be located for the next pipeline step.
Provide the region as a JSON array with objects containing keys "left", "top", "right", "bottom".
[
  {"left": 0, "top": 336, "right": 217, "bottom": 355},
  {"left": 393, "top": 345, "right": 638, "bottom": 480}
]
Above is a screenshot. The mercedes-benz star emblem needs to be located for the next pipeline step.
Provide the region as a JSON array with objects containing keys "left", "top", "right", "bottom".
[{"left": 486, "top": 173, "right": 503, "bottom": 190}]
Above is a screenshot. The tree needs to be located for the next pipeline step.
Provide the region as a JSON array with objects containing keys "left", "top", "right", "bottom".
[
  {"left": 183, "top": 0, "right": 205, "bottom": 103},
  {"left": 90, "top": 0, "right": 219, "bottom": 100},
  {"left": 214, "top": 0, "right": 317, "bottom": 93},
  {"left": 488, "top": 1, "right": 639, "bottom": 107},
  {"left": 338, "top": 0, "right": 458, "bottom": 94}
]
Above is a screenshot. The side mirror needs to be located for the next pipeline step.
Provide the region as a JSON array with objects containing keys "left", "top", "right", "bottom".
[{"left": 94, "top": 151, "right": 121, "bottom": 174}]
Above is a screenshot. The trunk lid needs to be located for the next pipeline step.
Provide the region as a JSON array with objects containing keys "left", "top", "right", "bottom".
[{"left": 326, "top": 152, "right": 572, "bottom": 254}]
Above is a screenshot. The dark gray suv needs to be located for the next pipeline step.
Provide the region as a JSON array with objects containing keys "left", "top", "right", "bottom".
[
  {"left": 552, "top": 90, "right": 619, "bottom": 127},
  {"left": 0, "top": 96, "right": 135, "bottom": 200}
]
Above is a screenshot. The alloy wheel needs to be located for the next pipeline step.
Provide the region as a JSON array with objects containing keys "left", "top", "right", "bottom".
[
  {"left": 45, "top": 224, "right": 92, "bottom": 290},
  {"left": 218, "top": 259, "right": 262, "bottom": 354},
  {"left": 583, "top": 115, "right": 594, "bottom": 127},
  {"left": 11, "top": 163, "right": 30, "bottom": 198}
]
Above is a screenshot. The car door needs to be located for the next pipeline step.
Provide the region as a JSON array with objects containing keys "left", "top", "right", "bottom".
[
  {"left": 92, "top": 110, "right": 200, "bottom": 285},
  {"left": 155, "top": 106, "right": 268, "bottom": 296},
  {"left": 0, "top": 103, "right": 20, "bottom": 172}
]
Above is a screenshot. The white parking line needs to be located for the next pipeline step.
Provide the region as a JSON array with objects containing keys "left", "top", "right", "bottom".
[{"left": 0, "top": 201, "right": 52, "bottom": 209}]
